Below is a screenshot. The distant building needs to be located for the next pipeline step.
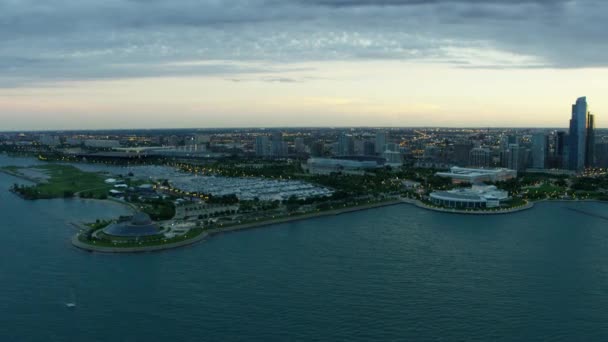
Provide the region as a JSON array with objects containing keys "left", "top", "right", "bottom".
[
  {"left": 506, "top": 144, "right": 521, "bottom": 171},
  {"left": 294, "top": 137, "right": 306, "bottom": 154},
  {"left": 363, "top": 140, "right": 376, "bottom": 156},
  {"left": 305, "top": 156, "right": 385, "bottom": 175},
  {"left": 310, "top": 141, "right": 325, "bottom": 157},
  {"left": 436, "top": 167, "right": 517, "bottom": 184},
  {"left": 337, "top": 133, "right": 354, "bottom": 156},
  {"left": 596, "top": 143, "right": 608, "bottom": 168},
  {"left": 453, "top": 142, "right": 473, "bottom": 166},
  {"left": 195, "top": 134, "right": 211, "bottom": 145},
  {"left": 586, "top": 113, "right": 596, "bottom": 167},
  {"left": 531, "top": 133, "right": 548, "bottom": 169},
  {"left": 568, "top": 96, "right": 595, "bottom": 170},
  {"left": 469, "top": 147, "right": 490, "bottom": 168},
  {"left": 255, "top": 135, "right": 270, "bottom": 157},
  {"left": 271, "top": 132, "right": 287, "bottom": 157},
  {"left": 375, "top": 131, "right": 388, "bottom": 154},
  {"left": 65, "top": 138, "right": 84, "bottom": 146},
  {"left": 353, "top": 139, "right": 366, "bottom": 156},
  {"left": 39, "top": 134, "right": 61, "bottom": 146},
  {"left": 84, "top": 139, "right": 120, "bottom": 148},
  {"left": 548, "top": 131, "right": 567, "bottom": 169},
  {"left": 429, "top": 185, "right": 510, "bottom": 209},
  {"left": 383, "top": 150, "right": 402, "bottom": 165}
]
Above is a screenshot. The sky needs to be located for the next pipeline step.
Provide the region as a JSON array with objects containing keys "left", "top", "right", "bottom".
[{"left": 1, "top": 0, "right": 607, "bottom": 130}]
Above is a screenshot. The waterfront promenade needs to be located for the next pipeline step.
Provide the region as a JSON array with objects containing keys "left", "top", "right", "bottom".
[{"left": 71, "top": 199, "right": 404, "bottom": 253}]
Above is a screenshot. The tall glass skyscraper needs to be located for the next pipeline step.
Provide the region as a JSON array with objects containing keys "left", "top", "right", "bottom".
[
  {"left": 568, "top": 97, "right": 594, "bottom": 171},
  {"left": 586, "top": 113, "right": 596, "bottom": 167}
]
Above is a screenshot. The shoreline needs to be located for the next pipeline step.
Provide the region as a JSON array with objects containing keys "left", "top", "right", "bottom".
[
  {"left": 400, "top": 198, "right": 535, "bottom": 215},
  {"left": 70, "top": 197, "right": 608, "bottom": 254},
  {"left": 0, "top": 168, "right": 40, "bottom": 184},
  {"left": 70, "top": 199, "right": 404, "bottom": 253}
]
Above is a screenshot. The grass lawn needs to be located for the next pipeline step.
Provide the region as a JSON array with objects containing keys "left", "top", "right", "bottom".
[
  {"left": 524, "top": 182, "right": 567, "bottom": 199},
  {"left": 10, "top": 164, "right": 113, "bottom": 199}
]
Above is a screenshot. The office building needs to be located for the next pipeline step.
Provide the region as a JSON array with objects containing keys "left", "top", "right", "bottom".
[
  {"left": 569, "top": 96, "right": 595, "bottom": 171},
  {"left": 337, "top": 133, "right": 354, "bottom": 156},
  {"left": 271, "top": 132, "right": 286, "bottom": 157},
  {"left": 531, "top": 133, "right": 548, "bottom": 169},
  {"left": 453, "top": 142, "right": 473, "bottom": 167},
  {"left": 255, "top": 135, "right": 270, "bottom": 157},
  {"left": 375, "top": 131, "right": 388, "bottom": 154},
  {"left": 469, "top": 147, "right": 490, "bottom": 168},
  {"left": 596, "top": 143, "right": 608, "bottom": 168},
  {"left": 586, "top": 113, "right": 596, "bottom": 167},
  {"left": 506, "top": 144, "right": 520, "bottom": 171},
  {"left": 294, "top": 137, "right": 306, "bottom": 154}
]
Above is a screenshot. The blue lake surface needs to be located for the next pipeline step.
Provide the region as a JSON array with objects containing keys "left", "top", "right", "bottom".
[{"left": 1, "top": 155, "right": 608, "bottom": 341}]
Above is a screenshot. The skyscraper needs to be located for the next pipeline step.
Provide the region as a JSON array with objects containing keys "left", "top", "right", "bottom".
[
  {"left": 596, "top": 142, "right": 608, "bottom": 168},
  {"left": 271, "top": 131, "right": 286, "bottom": 157},
  {"left": 469, "top": 147, "right": 490, "bottom": 168},
  {"left": 255, "top": 135, "right": 270, "bottom": 157},
  {"left": 337, "top": 133, "right": 354, "bottom": 156},
  {"left": 586, "top": 113, "right": 596, "bottom": 167},
  {"left": 294, "top": 137, "right": 305, "bottom": 154},
  {"left": 531, "top": 133, "right": 548, "bottom": 169},
  {"left": 568, "top": 96, "right": 594, "bottom": 171},
  {"left": 507, "top": 144, "right": 520, "bottom": 171},
  {"left": 375, "top": 131, "right": 388, "bottom": 154},
  {"left": 453, "top": 142, "right": 473, "bottom": 167}
]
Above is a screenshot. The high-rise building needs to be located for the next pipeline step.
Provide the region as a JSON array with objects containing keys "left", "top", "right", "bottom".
[
  {"left": 554, "top": 131, "right": 566, "bottom": 158},
  {"left": 39, "top": 134, "right": 61, "bottom": 146},
  {"left": 271, "top": 131, "right": 286, "bottom": 157},
  {"left": 507, "top": 144, "right": 520, "bottom": 171},
  {"left": 547, "top": 131, "right": 566, "bottom": 169},
  {"left": 569, "top": 96, "right": 595, "bottom": 171},
  {"left": 353, "top": 139, "right": 366, "bottom": 156},
  {"left": 337, "top": 133, "right": 354, "bottom": 156},
  {"left": 363, "top": 141, "right": 376, "bottom": 156},
  {"left": 531, "top": 133, "right": 548, "bottom": 169},
  {"left": 385, "top": 143, "right": 399, "bottom": 152},
  {"left": 469, "top": 147, "right": 490, "bottom": 168},
  {"left": 375, "top": 131, "right": 388, "bottom": 154},
  {"left": 311, "top": 141, "right": 324, "bottom": 157},
  {"left": 454, "top": 142, "right": 473, "bottom": 167},
  {"left": 294, "top": 137, "right": 305, "bottom": 154},
  {"left": 595, "top": 142, "right": 608, "bottom": 168},
  {"left": 586, "top": 113, "right": 596, "bottom": 167},
  {"left": 255, "top": 135, "right": 270, "bottom": 157}
]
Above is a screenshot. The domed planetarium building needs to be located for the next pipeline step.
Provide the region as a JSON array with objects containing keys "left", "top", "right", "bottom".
[{"left": 103, "top": 213, "right": 160, "bottom": 237}]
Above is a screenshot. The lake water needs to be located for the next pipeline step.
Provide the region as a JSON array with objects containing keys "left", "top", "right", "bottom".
[{"left": 1, "top": 155, "right": 608, "bottom": 341}]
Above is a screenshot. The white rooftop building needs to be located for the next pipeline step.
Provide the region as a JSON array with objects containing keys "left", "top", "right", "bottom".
[
  {"left": 304, "top": 157, "right": 385, "bottom": 175},
  {"left": 430, "top": 185, "right": 510, "bottom": 209},
  {"left": 436, "top": 167, "right": 517, "bottom": 184}
]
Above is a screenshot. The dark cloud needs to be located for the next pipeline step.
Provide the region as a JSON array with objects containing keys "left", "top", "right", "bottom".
[{"left": 0, "top": 0, "right": 606, "bottom": 86}]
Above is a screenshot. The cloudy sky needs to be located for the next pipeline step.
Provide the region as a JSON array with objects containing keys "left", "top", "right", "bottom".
[{"left": 1, "top": 0, "right": 607, "bottom": 130}]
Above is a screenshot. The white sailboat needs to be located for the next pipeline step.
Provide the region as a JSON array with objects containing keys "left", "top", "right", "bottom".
[{"left": 65, "top": 289, "right": 76, "bottom": 308}]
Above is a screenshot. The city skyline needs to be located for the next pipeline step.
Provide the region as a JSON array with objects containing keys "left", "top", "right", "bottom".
[{"left": 1, "top": 1, "right": 607, "bottom": 130}]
